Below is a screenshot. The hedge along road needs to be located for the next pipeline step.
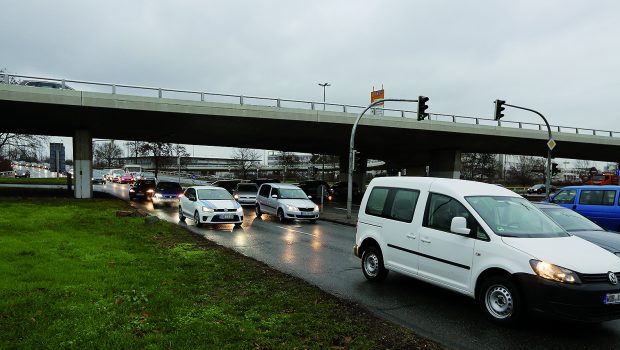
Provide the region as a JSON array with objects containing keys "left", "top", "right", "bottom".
[{"left": 97, "top": 182, "right": 620, "bottom": 350}]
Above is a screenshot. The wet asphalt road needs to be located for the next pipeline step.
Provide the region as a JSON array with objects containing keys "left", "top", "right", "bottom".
[{"left": 96, "top": 182, "right": 620, "bottom": 350}]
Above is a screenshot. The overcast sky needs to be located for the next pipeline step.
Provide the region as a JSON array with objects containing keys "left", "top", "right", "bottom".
[{"left": 2, "top": 0, "right": 619, "bottom": 164}]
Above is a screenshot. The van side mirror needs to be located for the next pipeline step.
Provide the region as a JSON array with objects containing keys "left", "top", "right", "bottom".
[
  {"left": 307, "top": 195, "right": 312, "bottom": 199},
  {"left": 189, "top": 195, "right": 196, "bottom": 201},
  {"left": 271, "top": 194, "right": 278, "bottom": 199},
  {"left": 450, "top": 217, "right": 470, "bottom": 236}
]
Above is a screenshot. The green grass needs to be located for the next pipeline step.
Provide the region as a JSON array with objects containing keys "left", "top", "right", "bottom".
[
  {"left": 0, "top": 177, "right": 69, "bottom": 185},
  {"left": 0, "top": 196, "right": 440, "bottom": 349}
]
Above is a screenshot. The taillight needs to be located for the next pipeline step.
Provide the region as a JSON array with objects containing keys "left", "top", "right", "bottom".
[{"left": 178, "top": 193, "right": 184, "bottom": 198}]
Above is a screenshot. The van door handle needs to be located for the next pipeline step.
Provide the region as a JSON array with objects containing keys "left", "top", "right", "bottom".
[
  {"left": 406, "top": 234, "right": 416, "bottom": 239},
  {"left": 421, "top": 238, "right": 431, "bottom": 243}
]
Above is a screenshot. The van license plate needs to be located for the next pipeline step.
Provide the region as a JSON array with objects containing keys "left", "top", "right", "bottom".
[
  {"left": 220, "top": 214, "right": 234, "bottom": 220},
  {"left": 605, "top": 293, "right": 620, "bottom": 305}
]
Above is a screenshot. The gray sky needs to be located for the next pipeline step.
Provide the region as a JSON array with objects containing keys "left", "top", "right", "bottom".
[{"left": 2, "top": 0, "right": 619, "bottom": 164}]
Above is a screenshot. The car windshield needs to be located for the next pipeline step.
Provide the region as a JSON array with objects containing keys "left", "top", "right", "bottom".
[
  {"left": 532, "top": 184, "right": 544, "bottom": 189},
  {"left": 197, "top": 189, "right": 233, "bottom": 200},
  {"left": 279, "top": 188, "right": 308, "bottom": 199},
  {"left": 592, "top": 175, "right": 605, "bottom": 181},
  {"left": 237, "top": 184, "right": 258, "bottom": 192},
  {"left": 540, "top": 207, "right": 604, "bottom": 232},
  {"left": 157, "top": 182, "right": 182, "bottom": 192},
  {"left": 466, "top": 196, "right": 568, "bottom": 238}
]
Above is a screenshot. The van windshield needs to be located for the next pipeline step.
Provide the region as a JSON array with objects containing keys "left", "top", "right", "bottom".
[{"left": 466, "top": 196, "right": 568, "bottom": 238}]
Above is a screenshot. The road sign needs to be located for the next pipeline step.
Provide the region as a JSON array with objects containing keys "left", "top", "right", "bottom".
[
  {"left": 371, "top": 89, "right": 384, "bottom": 116},
  {"left": 547, "top": 139, "right": 556, "bottom": 151}
]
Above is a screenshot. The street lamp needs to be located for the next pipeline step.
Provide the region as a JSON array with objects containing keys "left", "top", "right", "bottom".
[
  {"left": 318, "top": 83, "right": 330, "bottom": 111},
  {"left": 318, "top": 83, "right": 331, "bottom": 181}
]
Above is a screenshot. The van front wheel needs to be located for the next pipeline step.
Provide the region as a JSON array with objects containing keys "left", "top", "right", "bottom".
[
  {"left": 361, "top": 246, "right": 388, "bottom": 282},
  {"left": 478, "top": 276, "right": 523, "bottom": 325}
]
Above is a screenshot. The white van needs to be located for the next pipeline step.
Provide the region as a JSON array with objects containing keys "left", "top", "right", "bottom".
[{"left": 353, "top": 177, "right": 620, "bottom": 324}]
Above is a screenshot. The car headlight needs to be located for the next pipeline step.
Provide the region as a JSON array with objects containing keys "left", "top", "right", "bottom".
[
  {"left": 154, "top": 193, "right": 163, "bottom": 198},
  {"left": 529, "top": 260, "right": 581, "bottom": 284},
  {"left": 236, "top": 207, "right": 243, "bottom": 213},
  {"left": 314, "top": 204, "right": 319, "bottom": 212},
  {"left": 285, "top": 204, "right": 298, "bottom": 212},
  {"left": 234, "top": 194, "right": 239, "bottom": 200},
  {"left": 202, "top": 207, "right": 214, "bottom": 212}
]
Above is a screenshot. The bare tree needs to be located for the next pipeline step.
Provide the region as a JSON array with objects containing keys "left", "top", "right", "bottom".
[
  {"left": 232, "top": 148, "right": 261, "bottom": 179},
  {"left": 277, "top": 151, "right": 301, "bottom": 179},
  {"left": 506, "top": 156, "right": 545, "bottom": 185},
  {"left": 0, "top": 133, "right": 48, "bottom": 161},
  {"left": 94, "top": 141, "right": 123, "bottom": 168},
  {"left": 125, "top": 140, "right": 147, "bottom": 164},
  {"left": 460, "top": 153, "right": 500, "bottom": 182}
]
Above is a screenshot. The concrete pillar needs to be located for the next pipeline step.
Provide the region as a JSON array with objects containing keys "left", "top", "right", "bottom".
[
  {"left": 338, "top": 152, "right": 367, "bottom": 192},
  {"left": 429, "top": 149, "right": 462, "bottom": 179},
  {"left": 73, "top": 130, "right": 93, "bottom": 199}
]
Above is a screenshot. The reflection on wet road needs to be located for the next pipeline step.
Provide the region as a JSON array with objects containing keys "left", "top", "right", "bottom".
[{"left": 96, "top": 183, "right": 620, "bottom": 350}]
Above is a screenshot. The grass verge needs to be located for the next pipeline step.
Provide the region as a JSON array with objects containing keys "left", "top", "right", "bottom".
[
  {"left": 0, "top": 195, "right": 441, "bottom": 349},
  {"left": 0, "top": 177, "right": 69, "bottom": 185}
]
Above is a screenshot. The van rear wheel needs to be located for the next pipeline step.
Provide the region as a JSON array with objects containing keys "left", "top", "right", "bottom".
[
  {"left": 478, "top": 276, "right": 523, "bottom": 325},
  {"left": 361, "top": 246, "right": 388, "bottom": 282}
]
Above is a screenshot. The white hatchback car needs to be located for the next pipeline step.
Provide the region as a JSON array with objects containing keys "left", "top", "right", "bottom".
[
  {"left": 179, "top": 186, "right": 243, "bottom": 227},
  {"left": 255, "top": 183, "right": 319, "bottom": 222},
  {"left": 354, "top": 177, "right": 620, "bottom": 324}
]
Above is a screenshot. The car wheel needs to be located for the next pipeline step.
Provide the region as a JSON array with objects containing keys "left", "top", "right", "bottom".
[
  {"left": 178, "top": 206, "right": 185, "bottom": 221},
  {"left": 255, "top": 204, "right": 262, "bottom": 218},
  {"left": 277, "top": 209, "right": 287, "bottom": 223},
  {"left": 361, "top": 245, "right": 388, "bottom": 282},
  {"left": 194, "top": 211, "right": 202, "bottom": 227},
  {"left": 478, "top": 276, "right": 523, "bottom": 325}
]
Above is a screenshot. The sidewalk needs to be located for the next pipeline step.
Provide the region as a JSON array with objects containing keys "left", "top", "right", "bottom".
[{"left": 319, "top": 202, "right": 359, "bottom": 226}]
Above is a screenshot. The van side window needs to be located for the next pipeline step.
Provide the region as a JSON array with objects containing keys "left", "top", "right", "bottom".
[
  {"left": 259, "top": 185, "right": 271, "bottom": 197},
  {"left": 389, "top": 189, "right": 419, "bottom": 222},
  {"left": 365, "top": 187, "right": 420, "bottom": 222},
  {"left": 365, "top": 187, "right": 390, "bottom": 216},
  {"left": 551, "top": 190, "right": 577, "bottom": 204},
  {"left": 579, "top": 190, "right": 616, "bottom": 206},
  {"left": 424, "top": 193, "right": 471, "bottom": 233}
]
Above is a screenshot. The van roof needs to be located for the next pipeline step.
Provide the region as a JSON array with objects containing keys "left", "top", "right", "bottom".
[{"left": 369, "top": 177, "right": 519, "bottom": 198}]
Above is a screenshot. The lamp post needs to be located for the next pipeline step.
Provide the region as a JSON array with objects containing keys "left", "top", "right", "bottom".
[
  {"left": 318, "top": 83, "right": 330, "bottom": 181},
  {"left": 347, "top": 98, "right": 419, "bottom": 218},
  {"left": 318, "top": 82, "right": 330, "bottom": 111}
]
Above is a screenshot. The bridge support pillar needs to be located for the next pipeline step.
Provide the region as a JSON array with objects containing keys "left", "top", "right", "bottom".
[
  {"left": 428, "top": 149, "right": 461, "bottom": 179},
  {"left": 338, "top": 153, "right": 367, "bottom": 193},
  {"left": 73, "top": 130, "right": 93, "bottom": 199}
]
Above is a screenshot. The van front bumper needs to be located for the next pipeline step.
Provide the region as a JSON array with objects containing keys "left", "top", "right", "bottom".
[{"left": 514, "top": 273, "right": 620, "bottom": 322}]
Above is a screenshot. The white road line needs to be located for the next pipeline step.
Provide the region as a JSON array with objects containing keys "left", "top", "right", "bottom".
[{"left": 275, "top": 225, "right": 318, "bottom": 237}]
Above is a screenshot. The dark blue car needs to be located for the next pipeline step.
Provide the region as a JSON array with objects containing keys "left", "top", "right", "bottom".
[
  {"left": 547, "top": 185, "right": 620, "bottom": 232},
  {"left": 152, "top": 181, "right": 183, "bottom": 207}
]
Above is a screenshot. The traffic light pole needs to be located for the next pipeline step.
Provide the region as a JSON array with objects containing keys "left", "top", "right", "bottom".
[
  {"left": 503, "top": 103, "right": 553, "bottom": 198},
  {"left": 347, "top": 98, "right": 418, "bottom": 219}
]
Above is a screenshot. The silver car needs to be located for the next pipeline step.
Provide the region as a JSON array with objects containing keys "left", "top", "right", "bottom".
[
  {"left": 255, "top": 183, "right": 319, "bottom": 223},
  {"left": 233, "top": 183, "right": 259, "bottom": 206}
]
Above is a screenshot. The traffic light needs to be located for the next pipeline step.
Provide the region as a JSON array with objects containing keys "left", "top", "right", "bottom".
[
  {"left": 417, "top": 96, "right": 429, "bottom": 121},
  {"left": 494, "top": 99, "right": 506, "bottom": 120},
  {"left": 552, "top": 162, "right": 560, "bottom": 176}
]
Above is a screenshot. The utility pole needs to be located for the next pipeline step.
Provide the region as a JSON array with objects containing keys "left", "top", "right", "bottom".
[{"left": 318, "top": 83, "right": 330, "bottom": 181}]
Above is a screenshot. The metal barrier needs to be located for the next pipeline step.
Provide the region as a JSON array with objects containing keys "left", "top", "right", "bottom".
[{"left": 1, "top": 73, "right": 617, "bottom": 138}]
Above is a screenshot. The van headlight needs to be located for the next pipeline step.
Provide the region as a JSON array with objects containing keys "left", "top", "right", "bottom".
[
  {"left": 285, "top": 204, "right": 298, "bottom": 212},
  {"left": 236, "top": 207, "right": 243, "bottom": 213},
  {"left": 529, "top": 260, "right": 581, "bottom": 284},
  {"left": 154, "top": 193, "right": 163, "bottom": 198},
  {"left": 202, "top": 207, "right": 214, "bottom": 213},
  {"left": 314, "top": 204, "right": 319, "bottom": 212}
]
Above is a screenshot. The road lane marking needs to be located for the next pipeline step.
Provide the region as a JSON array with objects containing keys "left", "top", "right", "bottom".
[{"left": 275, "top": 225, "right": 318, "bottom": 237}]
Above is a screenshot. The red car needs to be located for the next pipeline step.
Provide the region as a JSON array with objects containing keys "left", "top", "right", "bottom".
[{"left": 118, "top": 172, "right": 134, "bottom": 184}]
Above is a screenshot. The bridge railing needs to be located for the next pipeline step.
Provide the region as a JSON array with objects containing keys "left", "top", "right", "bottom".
[{"left": 1, "top": 72, "right": 617, "bottom": 138}]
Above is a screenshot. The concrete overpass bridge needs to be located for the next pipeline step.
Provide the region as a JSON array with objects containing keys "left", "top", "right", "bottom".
[{"left": 2, "top": 73, "right": 620, "bottom": 198}]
